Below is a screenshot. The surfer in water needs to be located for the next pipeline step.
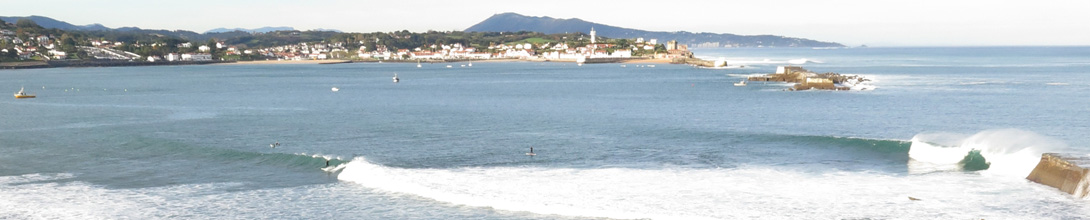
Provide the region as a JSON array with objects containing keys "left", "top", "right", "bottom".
[{"left": 526, "top": 147, "right": 536, "bottom": 156}]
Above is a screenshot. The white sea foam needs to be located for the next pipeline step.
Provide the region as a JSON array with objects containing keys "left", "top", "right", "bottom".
[
  {"left": 725, "top": 73, "right": 767, "bottom": 78},
  {"left": 908, "top": 129, "right": 1067, "bottom": 177},
  {"left": 836, "top": 74, "right": 879, "bottom": 91},
  {"left": 0, "top": 173, "right": 365, "bottom": 219},
  {"left": 788, "top": 58, "right": 824, "bottom": 64},
  {"left": 337, "top": 156, "right": 1084, "bottom": 219}
]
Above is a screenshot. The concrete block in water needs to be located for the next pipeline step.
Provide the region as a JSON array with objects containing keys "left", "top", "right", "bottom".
[{"left": 1026, "top": 153, "right": 1090, "bottom": 198}]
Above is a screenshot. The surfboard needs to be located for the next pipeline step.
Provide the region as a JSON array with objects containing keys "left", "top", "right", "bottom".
[{"left": 525, "top": 153, "right": 536, "bottom": 156}]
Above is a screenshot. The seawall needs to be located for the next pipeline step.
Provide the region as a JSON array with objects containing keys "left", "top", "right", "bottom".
[{"left": 1026, "top": 153, "right": 1090, "bottom": 198}]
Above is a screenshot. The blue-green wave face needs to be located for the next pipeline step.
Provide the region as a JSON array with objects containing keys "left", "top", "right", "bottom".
[
  {"left": 2, "top": 133, "right": 347, "bottom": 189},
  {"left": 959, "top": 149, "right": 991, "bottom": 171}
]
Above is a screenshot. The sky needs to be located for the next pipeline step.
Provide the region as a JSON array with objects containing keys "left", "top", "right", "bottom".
[{"left": 3, "top": 0, "right": 1089, "bottom": 47}]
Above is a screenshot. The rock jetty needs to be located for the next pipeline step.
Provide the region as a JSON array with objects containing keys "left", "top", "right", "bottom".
[
  {"left": 1026, "top": 153, "right": 1090, "bottom": 198},
  {"left": 747, "top": 66, "right": 869, "bottom": 91}
]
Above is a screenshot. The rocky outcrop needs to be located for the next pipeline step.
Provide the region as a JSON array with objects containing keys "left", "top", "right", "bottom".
[
  {"left": 747, "top": 66, "right": 867, "bottom": 91},
  {"left": 1026, "top": 153, "right": 1090, "bottom": 198},
  {"left": 671, "top": 58, "right": 718, "bottom": 67}
]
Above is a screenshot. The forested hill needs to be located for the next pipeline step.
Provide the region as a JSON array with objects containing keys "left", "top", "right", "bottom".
[{"left": 465, "top": 13, "right": 844, "bottom": 48}]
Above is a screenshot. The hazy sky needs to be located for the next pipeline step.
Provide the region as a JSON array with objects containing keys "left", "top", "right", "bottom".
[{"left": 3, "top": 0, "right": 1088, "bottom": 46}]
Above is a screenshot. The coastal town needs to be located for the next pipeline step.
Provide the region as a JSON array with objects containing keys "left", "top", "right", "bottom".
[
  {"left": 2, "top": 17, "right": 867, "bottom": 91},
  {"left": 2, "top": 17, "right": 692, "bottom": 66}
]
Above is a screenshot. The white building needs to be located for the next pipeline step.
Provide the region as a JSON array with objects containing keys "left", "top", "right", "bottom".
[
  {"left": 612, "top": 49, "right": 632, "bottom": 58},
  {"left": 165, "top": 53, "right": 181, "bottom": 61},
  {"left": 181, "top": 53, "right": 212, "bottom": 61},
  {"left": 48, "top": 50, "right": 66, "bottom": 59},
  {"left": 504, "top": 49, "right": 534, "bottom": 58},
  {"left": 465, "top": 52, "right": 492, "bottom": 59},
  {"left": 198, "top": 45, "right": 210, "bottom": 52}
]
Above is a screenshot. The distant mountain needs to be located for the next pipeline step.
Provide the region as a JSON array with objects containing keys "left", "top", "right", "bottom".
[
  {"left": 465, "top": 13, "right": 844, "bottom": 48},
  {"left": 0, "top": 15, "right": 266, "bottom": 42},
  {"left": 0, "top": 15, "right": 112, "bottom": 31},
  {"left": 308, "top": 28, "right": 342, "bottom": 33},
  {"left": 205, "top": 27, "right": 295, "bottom": 34}
]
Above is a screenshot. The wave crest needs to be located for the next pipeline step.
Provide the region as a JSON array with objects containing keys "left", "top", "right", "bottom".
[{"left": 907, "top": 129, "right": 1066, "bottom": 177}]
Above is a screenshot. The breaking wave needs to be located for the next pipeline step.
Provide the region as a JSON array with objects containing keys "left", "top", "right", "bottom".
[{"left": 907, "top": 129, "right": 1066, "bottom": 177}]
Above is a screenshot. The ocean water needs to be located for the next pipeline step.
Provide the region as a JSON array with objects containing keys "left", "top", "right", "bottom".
[{"left": 2, "top": 47, "right": 1089, "bottom": 219}]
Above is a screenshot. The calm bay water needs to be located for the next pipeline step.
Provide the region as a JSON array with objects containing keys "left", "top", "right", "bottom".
[{"left": 2, "top": 47, "right": 1089, "bottom": 219}]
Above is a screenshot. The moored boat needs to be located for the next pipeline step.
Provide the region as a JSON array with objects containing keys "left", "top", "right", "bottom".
[{"left": 14, "top": 87, "right": 36, "bottom": 98}]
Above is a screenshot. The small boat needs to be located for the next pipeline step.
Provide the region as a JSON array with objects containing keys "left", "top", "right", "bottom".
[
  {"left": 446, "top": 65, "right": 453, "bottom": 68},
  {"left": 331, "top": 87, "right": 340, "bottom": 92},
  {"left": 14, "top": 87, "right": 35, "bottom": 99},
  {"left": 468, "top": 62, "right": 473, "bottom": 67},
  {"left": 393, "top": 73, "right": 400, "bottom": 83},
  {"left": 417, "top": 61, "right": 422, "bottom": 68},
  {"left": 734, "top": 80, "right": 747, "bottom": 86}
]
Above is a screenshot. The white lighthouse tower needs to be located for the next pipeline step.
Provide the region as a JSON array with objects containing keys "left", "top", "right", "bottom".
[{"left": 590, "top": 27, "right": 596, "bottom": 44}]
